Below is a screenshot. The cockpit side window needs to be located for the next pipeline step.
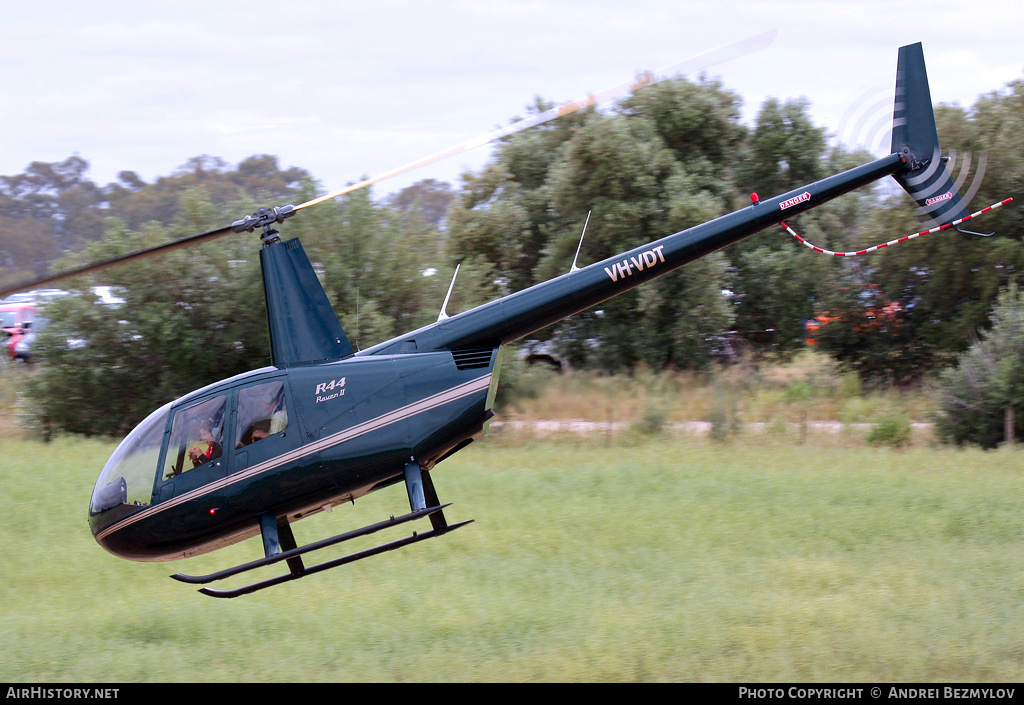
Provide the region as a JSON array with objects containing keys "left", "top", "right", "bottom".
[
  {"left": 235, "top": 381, "right": 289, "bottom": 448},
  {"left": 165, "top": 396, "right": 226, "bottom": 479}
]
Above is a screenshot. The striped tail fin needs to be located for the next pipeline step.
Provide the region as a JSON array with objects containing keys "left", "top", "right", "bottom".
[{"left": 890, "top": 43, "right": 973, "bottom": 230}]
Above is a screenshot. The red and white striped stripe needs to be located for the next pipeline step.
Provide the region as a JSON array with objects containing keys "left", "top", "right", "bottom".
[{"left": 782, "top": 198, "right": 1014, "bottom": 257}]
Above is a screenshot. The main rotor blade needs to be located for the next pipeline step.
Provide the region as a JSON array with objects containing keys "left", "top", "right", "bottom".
[
  {"left": 0, "top": 223, "right": 235, "bottom": 299},
  {"left": 296, "top": 28, "right": 777, "bottom": 211},
  {"left": 1, "top": 30, "right": 777, "bottom": 299}
]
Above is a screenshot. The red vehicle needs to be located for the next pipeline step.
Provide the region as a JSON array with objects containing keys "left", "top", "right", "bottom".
[{"left": 0, "top": 302, "right": 38, "bottom": 361}]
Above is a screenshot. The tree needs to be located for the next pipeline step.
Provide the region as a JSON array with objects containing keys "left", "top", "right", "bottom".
[
  {"left": 543, "top": 114, "right": 734, "bottom": 369},
  {"left": 447, "top": 98, "right": 591, "bottom": 294},
  {"left": 445, "top": 81, "right": 780, "bottom": 370},
  {"left": 384, "top": 178, "right": 455, "bottom": 228},
  {"left": 0, "top": 156, "right": 105, "bottom": 285},
  {"left": 735, "top": 97, "right": 827, "bottom": 198},
  {"left": 812, "top": 82, "right": 1024, "bottom": 385},
  {"left": 933, "top": 284, "right": 1024, "bottom": 448},
  {"left": 0, "top": 154, "right": 317, "bottom": 291},
  {"left": 616, "top": 74, "right": 746, "bottom": 195},
  {"left": 103, "top": 154, "right": 314, "bottom": 232}
]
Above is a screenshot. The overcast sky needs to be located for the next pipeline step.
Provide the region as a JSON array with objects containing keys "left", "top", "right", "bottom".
[{"left": 3, "top": 1, "right": 1022, "bottom": 201}]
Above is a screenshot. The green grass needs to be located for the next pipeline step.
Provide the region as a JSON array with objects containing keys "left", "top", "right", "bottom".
[
  {"left": 504, "top": 351, "right": 936, "bottom": 431},
  {"left": 2, "top": 434, "right": 1023, "bottom": 682}
]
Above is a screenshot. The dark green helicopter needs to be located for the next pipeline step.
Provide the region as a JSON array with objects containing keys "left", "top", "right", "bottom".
[{"left": 1, "top": 42, "right": 1007, "bottom": 597}]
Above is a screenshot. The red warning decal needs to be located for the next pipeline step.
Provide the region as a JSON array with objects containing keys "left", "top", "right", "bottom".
[{"left": 779, "top": 192, "right": 811, "bottom": 210}]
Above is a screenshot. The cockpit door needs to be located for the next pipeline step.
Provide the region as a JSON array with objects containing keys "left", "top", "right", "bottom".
[
  {"left": 231, "top": 379, "right": 299, "bottom": 472},
  {"left": 153, "top": 394, "right": 229, "bottom": 502}
]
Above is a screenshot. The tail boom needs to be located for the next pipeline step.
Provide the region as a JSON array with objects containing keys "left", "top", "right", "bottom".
[
  {"left": 361, "top": 153, "right": 906, "bottom": 354},
  {"left": 358, "top": 42, "right": 999, "bottom": 358}
]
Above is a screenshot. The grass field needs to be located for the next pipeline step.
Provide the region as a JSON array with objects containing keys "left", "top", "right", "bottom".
[{"left": 2, "top": 428, "right": 1023, "bottom": 682}]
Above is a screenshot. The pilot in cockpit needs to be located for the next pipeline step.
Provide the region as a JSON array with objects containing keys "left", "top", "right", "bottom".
[{"left": 187, "top": 418, "right": 223, "bottom": 467}]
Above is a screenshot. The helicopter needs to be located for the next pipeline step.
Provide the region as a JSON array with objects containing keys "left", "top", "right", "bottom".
[{"left": 0, "top": 42, "right": 1009, "bottom": 598}]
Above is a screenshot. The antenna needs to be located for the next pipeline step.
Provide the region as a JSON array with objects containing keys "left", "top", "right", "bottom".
[
  {"left": 437, "top": 264, "right": 461, "bottom": 321},
  {"left": 570, "top": 211, "right": 592, "bottom": 272}
]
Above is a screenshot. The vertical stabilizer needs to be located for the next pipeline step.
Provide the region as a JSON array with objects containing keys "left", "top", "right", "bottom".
[
  {"left": 891, "top": 43, "right": 970, "bottom": 227},
  {"left": 261, "top": 238, "right": 354, "bottom": 366}
]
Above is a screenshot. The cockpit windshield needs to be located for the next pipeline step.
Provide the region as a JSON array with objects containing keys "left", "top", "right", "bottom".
[{"left": 90, "top": 402, "right": 170, "bottom": 513}]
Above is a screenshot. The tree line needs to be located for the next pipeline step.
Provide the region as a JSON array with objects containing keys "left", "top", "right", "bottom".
[{"left": 5, "top": 70, "right": 1023, "bottom": 443}]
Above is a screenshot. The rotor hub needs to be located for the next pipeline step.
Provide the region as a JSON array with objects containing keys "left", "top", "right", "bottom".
[{"left": 232, "top": 205, "right": 296, "bottom": 245}]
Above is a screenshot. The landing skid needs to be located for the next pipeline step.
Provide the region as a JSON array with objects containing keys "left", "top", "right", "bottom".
[
  {"left": 172, "top": 505, "right": 471, "bottom": 598},
  {"left": 172, "top": 459, "right": 469, "bottom": 598}
]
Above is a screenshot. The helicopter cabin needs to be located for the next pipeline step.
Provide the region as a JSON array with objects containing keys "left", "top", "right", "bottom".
[
  {"left": 88, "top": 342, "right": 498, "bottom": 561},
  {"left": 88, "top": 366, "right": 305, "bottom": 558}
]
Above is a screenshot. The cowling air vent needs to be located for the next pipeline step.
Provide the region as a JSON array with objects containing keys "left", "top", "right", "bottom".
[{"left": 450, "top": 345, "right": 495, "bottom": 371}]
